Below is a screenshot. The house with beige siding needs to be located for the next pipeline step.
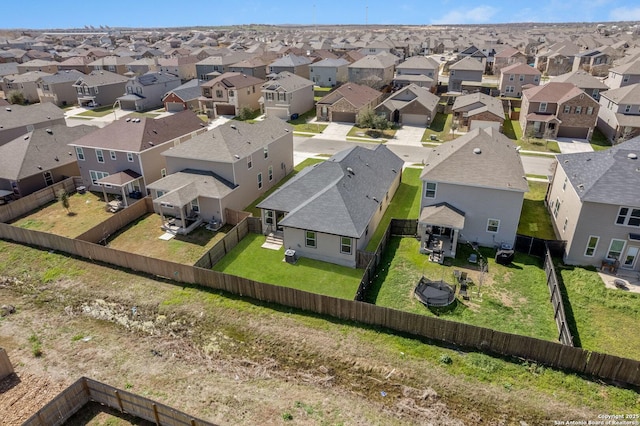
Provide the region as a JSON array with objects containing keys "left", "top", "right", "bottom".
[
  {"left": 546, "top": 137, "right": 640, "bottom": 271},
  {"left": 198, "top": 72, "right": 264, "bottom": 118},
  {"left": 394, "top": 55, "right": 439, "bottom": 89},
  {"left": 268, "top": 54, "right": 312, "bottom": 79},
  {"left": 88, "top": 55, "right": 135, "bottom": 76},
  {"left": 498, "top": 63, "right": 540, "bottom": 97},
  {"left": 257, "top": 145, "right": 403, "bottom": 267},
  {"left": 309, "top": 58, "right": 349, "bottom": 87},
  {"left": 606, "top": 60, "right": 640, "bottom": 89},
  {"left": 36, "top": 70, "right": 85, "bottom": 106},
  {"left": 261, "top": 71, "right": 314, "bottom": 120},
  {"left": 147, "top": 116, "right": 293, "bottom": 231},
  {"left": 348, "top": 54, "right": 396, "bottom": 89},
  {"left": 451, "top": 92, "right": 504, "bottom": 131},
  {"left": 2, "top": 71, "right": 51, "bottom": 103},
  {"left": 316, "top": 82, "right": 383, "bottom": 123},
  {"left": 597, "top": 83, "right": 640, "bottom": 143},
  {"left": 493, "top": 46, "right": 527, "bottom": 75},
  {"left": 229, "top": 57, "right": 268, "bottom": 80},
  {"left": 375, "top": 84, "right": 438, "bottom": 126}
]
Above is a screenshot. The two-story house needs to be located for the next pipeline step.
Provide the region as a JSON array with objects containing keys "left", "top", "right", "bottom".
[
  {"left": 67, "top": 110, "right": 206, "bottom": 197},
  {"left": 72, "top": 70, "right": 129, "bottom": 107},
  {"left": 2, "top": 71, "right": 51, "bottom": 103},
  {"left": 546, "top": 137, "right": 640, "bottom": 272},
  {"left": 57, "top": 56, "right": 92, "bottom": 74},
  {"left": 228, "top": 57, "right": 268, "bottom": 80},
  {"left": 162, "top": 79, "right": 203, "bottom": 112},
  {"left": 117, "top": 72, "right": 181, "bottom": 111},
  {"left": 534, "top": 42, "right": 580, "bottom": 76},
  {"left": 498, "top": 63, "right": 541, "bottom": 97},
  {"left": 309, "top": 58, "right": 349, "bottom": 87},
  {"left": 419, "top": 127, "right": 528, "bottom": 259},
  {"left": 597, "top": 83, "right": 640, "bottom": 143},
  {"left": 261, "top": 71, "right": 314, "bottom": 120},
  {"left": 195, "top": 52, "right": 253, "bottom": 81},
  {"left": 394, "top": 55, "right": 439, "bottom": 89},
  {"left": 448, "top": 56, "right": 483, "bottom": 92},
  {"left": 520, "top": 82, "right": 600, "bottom": 140},
  {"left": 16, "top": 59, "right": 59, "bottom": 75},
  {"left": 36, "top": 70, "right": 84, "bottom": 107},
  {"left": 88, "top": 56, "right": 135, "bottom": 76},
  {"left": 198, "top": 72, "right": 264, "bottom": 118},
  {"left": 157, "top": 55, "right": 199, "bottom": 81},
  {"left": 572, "top": 49, "right": 614, "bottom": 76},
  {"left": 348, "top": 54, "right": 396, "bottom": 89},
  {"left": 268, "top": 54, "right": 312, "bottom": 80},
  {"left": 493, "top": 46, "right": 527, "bottom": 75},
  {"left": 553, "top": 70, "right": 609, "bottom": 101},
  {"left": 606, "top": 60, "right": 640, "bottom": 89},
  {"left": 146, "top": 116, "right": 293, "bottom": 231}
]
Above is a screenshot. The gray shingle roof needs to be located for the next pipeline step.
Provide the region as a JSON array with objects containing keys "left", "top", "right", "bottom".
[
  {"left": 269, "top": 54, "right": 312, "bottom": 68},
  {"left": 73, "top": 70, "right": 129, "bottom": 87},
  {"left": 420, "top": 127, "right": 528, "bottom": 193},
  {"left": 451, "top": 92, "right": 505, "bottom": 119},
  {"left": 599, "top": 83, "right": 640, "bottom": 104},
  {"left": 262, "top": 71, "right": 313, "bottom": 92},
  {"left": 0, "top": 102, "right": 64, "bottom": 135},
  {"left": 162, "top": 79, "right": 202, "bottom": 102},
  {"left": 377, "top": 84, "right": 439, "bottom": 113},
  {"left": 147, "top": 169, "right": 236, "bottom": 206},
  {"left": 311, "top": 58, "right": 349, "bottom": 68},
  {"left": 396, "top": 56, "right": 439, "bottom": 70},
  {"left": 38, "top": 69, "right": 84, "bottom": 84},
  {"left": 257, "top": 145, "right": 403, "bottom": 238},
  {"left": 553, "top": 70, "right": 609, "bottom": 90},
  {"left": 136, "top": 71, "right": 180, "bottom": 86},
  {"left": 450, "top": 56, "right": 484, "bottom": 71},
  {"left": 557, "top": 137, "right": 640, "bottom": 205}
]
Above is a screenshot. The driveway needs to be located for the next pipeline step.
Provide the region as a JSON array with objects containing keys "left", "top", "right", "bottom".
[
  {"left": 555, "top": 137, "right": 594, "bottom": 154},
  {"left": 320, "top": 121, "right": 353, "bottom": 140},
  {"left": 388, "top": 125, "right": 425, "bottom": 147}
]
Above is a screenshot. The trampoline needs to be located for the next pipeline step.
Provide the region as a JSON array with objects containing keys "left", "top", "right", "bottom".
[{"left": 414, "top": 276, "right": 456, "bottom": 307}]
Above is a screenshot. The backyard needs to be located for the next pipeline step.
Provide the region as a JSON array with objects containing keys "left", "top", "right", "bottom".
[
  {"left": 367, "top": 237, "right": 558, "bottom": 341},
  {"left": 212, "top": 233, "right": 362, "bottom": 299},
  {"left": 105, "top": 213, "right": 232, "bottom": 265},
  {"left": 517, "top": 181, "right": 556, "bottom": 240},
  {"left": 10, "top": 191, "right": 114, "bottom": 238},
  {"left": 421, "top": 112, "right": 453, "bottom": 142}
]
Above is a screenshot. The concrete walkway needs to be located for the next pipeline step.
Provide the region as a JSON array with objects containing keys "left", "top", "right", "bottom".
[{"left": 555, "top": 137, "right": 594, "bottom": 154}]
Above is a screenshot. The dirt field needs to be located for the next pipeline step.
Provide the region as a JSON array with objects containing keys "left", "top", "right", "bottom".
[{"left": 0, "top": 241, "right": 625, "bottom": 425}]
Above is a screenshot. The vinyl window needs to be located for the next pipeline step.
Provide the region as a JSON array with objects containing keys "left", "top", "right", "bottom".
[
  {"left": 340, "top": 237, "right": 352, "bottom": 255},
  {"left": 305, "top": 231, "right": 316, "bottom": 248},
  {"left": 584, "top": 236, "right": 599, "bottom": 257},
  {"left": 96, "top": 149, "right": 104, "bottom": 163},
  {"left": 424, "top": 182, "right": 437, "bottom": 198},
  {"left": 607, "top": 239, "right": 626, "bottom": 260},
  {"left": 616, "top": 207, "right": 640, "bottom": 227},
  {"left": 75, "top": 147, "right": 85, "bottom": 161},
  {"left": 487, "top": 219, "right": 500, "bottom": 233}
]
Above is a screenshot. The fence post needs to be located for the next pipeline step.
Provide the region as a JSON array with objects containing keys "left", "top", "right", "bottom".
[
  {"left": 115, "top": 390, "right": 124, "bottom": 412},
  {"left": 153, "top": 403, "right": 161, "bottom": 425},
  {"left": 529, "top": 236, "right": 533, "bottom": 255}
]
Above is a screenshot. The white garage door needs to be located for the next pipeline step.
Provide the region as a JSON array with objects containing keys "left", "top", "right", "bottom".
[
  {"left": 166, "top": 102, "right": 185, "bottom": 112},
  {"left": 402, "top": 114, "right": 427, "bottom": 126},
  {"left": 470, "top": 120, "right": 501, "bottom": 131}
]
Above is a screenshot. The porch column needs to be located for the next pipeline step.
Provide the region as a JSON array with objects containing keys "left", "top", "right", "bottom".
[
  {"left": 121, "top": 187, "right": 128, "bottom": 207},
  {"left": 101, "top": 185, "right": 108, "bottom": 203},
  {"left": 452, "top": 229, "right": 459, "bottom": 257}
]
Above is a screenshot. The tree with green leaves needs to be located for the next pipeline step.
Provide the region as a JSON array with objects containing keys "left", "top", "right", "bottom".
[
  {"left": 7, "top": 90, "right": 25, "bottom": 105},
  {"left": 57, "top": 189, "right": 71, "bottom": 214}
]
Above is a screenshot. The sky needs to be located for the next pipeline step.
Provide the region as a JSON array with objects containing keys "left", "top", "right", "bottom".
[{"left": 4, "top": 0, "right": 640, "bottom": 29}]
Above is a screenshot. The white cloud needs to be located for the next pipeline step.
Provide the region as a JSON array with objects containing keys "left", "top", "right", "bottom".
[
  {"left": 610, "top": 6, "right": 640, "bottom": 21},
  {"left": 431, "top": 6, "right": 498, "bottom": 25}
]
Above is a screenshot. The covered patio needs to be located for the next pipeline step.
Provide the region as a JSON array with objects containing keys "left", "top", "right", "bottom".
[
  {"left": 96, "top": 170, "right": 144, "bottom": 212},
  {"left": 418, "top": 202, "right": 465, "bottom": 263},
  {"left": 524, "top": 113, "right": 560, "bottom": 139},
  {"left": 153, "top": 182, "right": 203, "bottom": 235}
]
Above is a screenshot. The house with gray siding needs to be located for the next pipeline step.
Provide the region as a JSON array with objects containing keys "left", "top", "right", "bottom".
[
  {"left": 2, "top": 71, "right": 51, "bottom": 103},
  {"left": 228, "top": 57, "right": 268, "bottom": 80},
  {"left": 554, "top": 70, "right": 609, "bottom": 100},
  {"left": 257, "top": 145, "right": 403, "bottom": 268},
  {"left": 419, "top": 127, "right": 528, "bottom": 259},
  {"left": 36, "top": 70, "right": 85, "bottom": 106},
  {"left": 606, "top": 60, "right": 640, "bottom": 90},
  {"left": 195, "top": 52, "right": 253, "bottom": 80},
  {"left": 309, "top": 58, "right": 349, "bottom": 87},
  {"left": 261, "top": 71, "right": 314, "bottom": 120},
  {"left": 394, "top": 56, "right": 439, "bottom": 89},
  {"left": 268, "top": 54, "right": 312, "bottom": 79},
  {"left": 117, "top": 72, "right": 181, "bottom": 111},
  {"left": 597, "top": 83, "right": 640, "bottom": 143},
  {"left": 546, "top": 137, "right": 640, "bottom": 272},
  {"left": 348, "top": 54, "right": 396, "bottom": 89},
  {"left": 72, "top": 70, "right": 129, "bottom": 107},
  {"left": 448, "top": 57, "right": 483, "bottom": 92},
  {"left": 147, "top": 116, "right": 293, "bottom": 229}
]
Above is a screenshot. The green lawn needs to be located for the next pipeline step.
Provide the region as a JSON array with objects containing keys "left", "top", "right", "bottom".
[
  {"left": 213, "top": 233, "right": 362, "bottom": 299},
  {"left": 590, "top": 128, "right": 612, "bottom": 151},
  {"left": 369, "top": 237, "right": 558, "bottom": 341},
  {"left": 558, "top": 265, "right": 640, "bottom": 360},
  {"left": 503, "top": 117, "right": 560, "bottom": 153},
  {"left": 365, "top": 167, "right": 422, "bottom": 251},
  {"left": 244, "top": 158, "right": 325, "bottom": 217},
  {"left": 287, "top": 109, "right": 327, "bottom": 133},
  {"left": 421, "top": 113, "right": 452, "bottom": 142},
  {"left": 76, "top": 106, "right": 116, "bottom": 117},
  {"left": 347, "top": 125, "right": 396, "bottom": 140},
  {"left": 517, "top": 181, "right": 557, "bottom": 240}
]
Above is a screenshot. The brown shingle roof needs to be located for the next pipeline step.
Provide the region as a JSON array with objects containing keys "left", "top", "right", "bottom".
[
  {"left": 201, "top": 72, "right": 264, "bottom": 89},
  {"left": 316, "top": 83, "right": 382, "bottom": 109},
  {"left": 523, "top": 82, "right": 579, "bottom": 103}
]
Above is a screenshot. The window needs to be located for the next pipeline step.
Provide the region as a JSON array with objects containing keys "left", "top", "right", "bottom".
[
  {"left": 587, "top": 106, "right": 594, "bottom": 115},
  {"left": 607, "top": 239, "right": 626, "bottom": 260},
  {"left": 519, "top": 74, "right": 524, "bottom": 82},
  {"left": 562, "top": 177, "right": 567, "bottom": 191},
  {"left": 89, "top": 170, "right": 109, "bottom": 185},
  {"left": 539, "top": 102, "right": 547, "bottom": 113},
  {"left": 277, "top": 92, "right": 286, "bottom": 101},
  {"left": 584, "top": 235, "right": 599, "bottom": 257},
  {"left": 509, "top": 74, "right": 514, "bottom": 81},
  {"left": 75, "top": 147, "right": 85, "bottom": 161},
  {"left": 156, "top": 190, "right": 165, "bottom": 198},
  {"left": 109, "top": 151, "right": 116, "bottom": 160},
  {"left": 340, "top": 237, "right": 352, "bottom": 255},
  {"left": 616, "top": 207, "right": 640, "bottom": 227},
  {"left": 625, "top": 105, "right": 632, "bottom": 113},
  {"left": 268, "top": 165, "right": 273, "bottom": 182},
  {"left": 424, "top": 182, "right": 437, "bottom": 198},
  {"left": 305, "top": 231, "right": 316, "bottom": 248},
  {"left": 575, "top": 106, "right": 582, "bottom": 114},
  {"left": 265, "top": 92, "right": 274, "bottom": 101},
  {"left": 592, "top": 89, "right": 599, "bottom": 98},
  {"left": 265, "top": 210, "right": 274, "bottom": 224},
  {"left": 263, "top": 147, "right": 268, "bottom": 159},
  {"left": 563, "top": 105, "right": 571, "bottom": 114},
  {"left": 96, "top": 149, "right": 104, "bottom": 163},
  {"left": 215, "top": 89, "right": 223, "bottom": 98},
  {"left": 623, "top": 75, "right": 629, "bottom": 83},
  {"left": 127, "top": 152, "right": 134, "bottom": 162},
  {"left": 257, "top": 172, "right": 263, "bottom": 189},
  {"left": 487, "top": 218, "right": 500, "bottom": 233},
  {"left": 247, "top": 155, "right": 252, "bottom": 169},
  {"left": 534, "top": 75, "right": 540, "bottom": 83},
  {"left": 161, "top": 168, "right": 167, "bottom": 178},
  {"left": 228, "top": 90, "right": 234, "bottom": 97},
  {"left": 553, "top": 197, "right": 561, "bottom": 218},
  {"left": 563, "top": 218, "right": 568, "bottom": 232},
  {"left": 190, "top": 198, "right": 199, "bottom": 212}
]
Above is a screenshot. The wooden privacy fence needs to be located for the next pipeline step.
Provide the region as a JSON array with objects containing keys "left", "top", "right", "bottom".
[
  {"left": 0, "top": 177, "right": 80, "bottom": 223},
  {"left": 23, "top": 377, "right": 218, "bottom": 426},
  {"left": 2, "top": 224, "right": 640, "bottom": 388},
  {"left": 544, "top": 246, "right": 574, "bottom": 346},
  {"left": 75, "top": 197, "right": 153, "bottom": 244},
  {"left": 514, "top": 234, "right": 566, "bottom": 258},
  {"left": 194, "top": 217, "right": 250, "bottom": 269}
]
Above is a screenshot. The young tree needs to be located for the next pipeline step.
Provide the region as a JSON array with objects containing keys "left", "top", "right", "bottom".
[
  {"left": 57, "top": 189, "right": 71, "bottom": 214},
  {"left": 7, "top": 90, "right": 25, "bottom": 105},
  {"left": 449, "top": 120, "right": 459, "bottom": 139},
  {"left": 357, "top": 108, "right": 376, "bottom": 129}
]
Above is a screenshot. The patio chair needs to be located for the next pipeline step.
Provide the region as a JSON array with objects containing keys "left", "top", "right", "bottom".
[{"left": 468, "top": 253, "right": 478, "bottom": 264}]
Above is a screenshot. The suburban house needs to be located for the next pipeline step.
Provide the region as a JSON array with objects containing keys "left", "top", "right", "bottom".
[
  {"left": 88, "top": 56, "right": 135, "bottom": 75},
  {"left": 260, "top": 71, "right": 314, "bottom": 120},
  {"left": 228, "top": 57, "right": 268, "bottom": 80},
  {"left": 117, "top": 72, "right": 181, "bottom": 111},
  {"left": 195, "top": 52, "right": 253, "bottom": 80},
  {"left": 257, "top": 145, "right": 403, "bottom": 268},
  {"left": 448, "top": 56, "right": 484, "bottom": 92},
  {"left": 534, "top": 42, "right": 580, "bottom": 76},
  {"left": 2, "top": 71, "right": 51, "bottom": 103},
  {"left": 162, "top": 79, "right": 202, "bottom": 112},
  {"left": 316, "top": 82, "right": 383, "bottom": 123},
  {"left": 72, "top": 70, "right": 129, "bottom": 107},
  {"left": 553, "top": 70, "right": 609, "bottom": 100},
  {"left": 347, "top": 54, "right": 396, "bottom": 89},
  {"left": 394, "top": 55, "right": 439, "bottom": 89},
  {"left": 0, "top": 102, "right": 65, "bottom": 146},
  {"left": 36, "top": 70, "right": 85, "bottom": 106},
  {"left": 157, "top": 56, "right": 199, "bottom": 81},
  {"left": 493, "top": 46, "right": 528, "bottom": 75},
  {"left": 451, "top": 92, "right": 505, "bottom": 131},
  {"left": 545, "top": 137, "right": 640, "bottom": 271},
  {"left": 606, "top": 60, "right": 640, "bottom": 89},
  {"left": 268, "top": 54, "right": 312, "bottom": 79},
  {"left": 67, "top": 110, "right": 206, "bottom": 198},
  {"left": 498, "top": 63, "right": 541, "bottom": 97},
  {"left": 375, "top": 83, "right": 438, "bottom": 126},
  {"left": 309, "top": 58, "right": 349, "bottom": 87},
  {"left": 198, "top": 72, "right": 264, "bottom": 118},
  {"left": 571, "top": 48, "right": 614, "bottom": 76},
  {"left": 597, "top": 83, "right": 640, "bottom": 143},
  {"left": 147, "top": 116, "right": 293, "bottom": 231},
  {"left": 419, "top": 128, "right": 528, "bottom": 259},
  {"left": 0, "top": 124, "right": 96, "bottom": 197},
  {"left": 520, "top": 82, "right": 600, "bottom": 139},
  {"left": 57, "top": 56, "right": 92, "bottom": 74},
  {"left": 16, "top": 59, "right": 59, "bottom": 74},
  {"left": 125, "top": 58, "right": 158, "bottom": 76},
  {"left": 456, "top": 45, "right": 489, "bottom": 70}
]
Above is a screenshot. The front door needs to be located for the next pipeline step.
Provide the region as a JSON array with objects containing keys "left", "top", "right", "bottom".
[
  {"left": 276, "top": 211, "right": 285, "bottom": 232},
  {"left": 622, "top": 246, "right": 639, "bottom": 269}
]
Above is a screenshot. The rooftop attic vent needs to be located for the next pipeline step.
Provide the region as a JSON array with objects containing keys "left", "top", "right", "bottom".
[
  {"left": 126, "top": 118, "right": 131, "bottom": 122},
  {"left": 346, "top": 167, "right": 355, "bottom": 175},
  {"left": 230, "top": 124, "right": 237, "bottom": 130},
  {"left": 629, "top": 153, "right": 638, "bottom": 160},
  {"left": 45, "top": 128, "right": 52, "bottom": 134},
  {"left": 233, "top": 154, "right": 240, "bottom": 159},
  {"left": 5, "top": 107, "right": 11, "bottom": 112},
  {"left": 473, "top": 147, "right": 482, "bottom": 154}
]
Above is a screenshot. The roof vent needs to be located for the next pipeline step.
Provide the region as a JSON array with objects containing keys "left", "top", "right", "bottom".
[
  {"left": 628, "top": 153, "right": 638, "bottom": 160},
  {"left": 346, "top": 167, "right": 355, "bottom": 175},
  {"left": 45, "top": 128, "right": 52, "bottom": 134},
  {"left": 473, "top": 147, "right": 481, "bottom": 154},
  {"left": 24, "top": 135, "right": 29, "bottom": 140},
  {"left": 230, "top": 124, "right": 237, "bottom": 130},
  {"left": 149, "top": 141, "right": 154, "bottom": 146},
  {"left": 5, "top": 107, "right": 11, "bottom": 112},
  {"left": 126, "top": 118, "right": 131, "bottom": 122},
  {"left": 234, "top": 154, "right": 240, "bottom": 159}
]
